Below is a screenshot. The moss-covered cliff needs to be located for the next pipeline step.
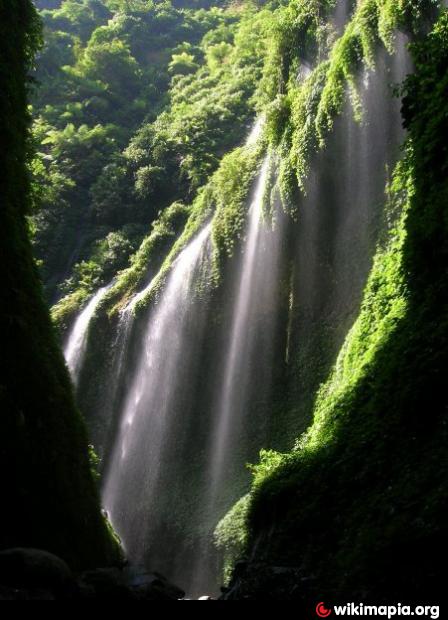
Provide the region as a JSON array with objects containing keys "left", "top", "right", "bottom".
[
  {"left": 221, "top": 10, "right": 448, "bottom": 603},
  {"left": 0, "top": 0, "right": 120, "bottom": 570}
]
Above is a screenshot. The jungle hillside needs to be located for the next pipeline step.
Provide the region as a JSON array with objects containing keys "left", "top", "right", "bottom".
[{"left": 0, "top": 0, "right": 447, "bottom": 606}]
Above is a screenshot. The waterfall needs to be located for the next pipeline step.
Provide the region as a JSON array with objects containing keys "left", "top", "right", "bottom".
[
  {"left": 93, "top": 116, "right": 285, "bottom": 596},
  {"left": 185, "top": 152, "right": 287, "bottom": 595},
  {"left": 283, "top": 28, "right": 412, "bottom": 435},
  {"left": 245, "top": 116, "right": 264, "bottom": 146},
  {"left": 64, "top": 285, "right": 110, "bottom": 385},
  {"left": 333, "top": 0, "right": 352, "bottom": 36},
  {"left": 210, "top": 156, "right": 271, "bottom": 490},
  {"left": 102, "top": 224, "right": 212, "bottom": 566},
  {"left": 66, "top": 19, "right": 415, "bottom": 596}
]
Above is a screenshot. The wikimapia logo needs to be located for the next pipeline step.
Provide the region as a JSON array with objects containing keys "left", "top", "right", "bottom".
[
  {"left": 316, "top": 602, "right": 332, "bottom": 617},
  {"left": 315, "top": 603, "right": 440, "bottom": 619}
]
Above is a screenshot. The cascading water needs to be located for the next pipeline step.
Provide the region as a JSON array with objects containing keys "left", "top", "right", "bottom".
[
  {"left": 186, "top": 152, "right": 289, "bottom": 595},
  {"left": 246, "top": 116, "right": 264, "bottom": 146},
  {"left": 87, "top": 119, "right": 286, "bottom": 596},
  {"left": 68, "top": 9, "right": 417, "bottom": 598},
  {"left": 333, "top": 0, "right": 352, "bottom": 36},
  {"left": 284, "top": 32, "right": 412, "bottom": 430},
  {"left": 64, "top": 285, "right": 110, "bottom": 385},
  {"left": 102, "top": 224, "right": 212, "bottom": 569},
  {"left": 209, "top": 156, "right": 272, "bottom": 492}
]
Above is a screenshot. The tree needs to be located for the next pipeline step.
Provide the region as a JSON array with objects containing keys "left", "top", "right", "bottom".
[
  {"left": 169, "top": 51, "right": 200, "bottom": 76},
  {"left": 81, "top": 39, "right": 142, "bottom": 96}
]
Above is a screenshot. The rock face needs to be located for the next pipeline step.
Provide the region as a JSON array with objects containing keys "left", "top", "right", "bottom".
[
  {"left": 0, "top": 549, "right": 185, "bottom": 600},
  {"left": 79, "top": 566, "right": 186, "bottom": 600},
  {"left": 220, "top": 563, "right": 306, "bottom": 601}
]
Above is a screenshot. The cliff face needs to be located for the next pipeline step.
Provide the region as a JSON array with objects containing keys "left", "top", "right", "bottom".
[
  {"left": 0, "top": 1, "right": 119, "bottom": 570},
  {"left": 222, "top": 12, "right": 448, "bottom": 603},
  {"left": 19, "top": 0, "right": 448, "bottom": 599},
  {"left": 38, "top": 1, "right": 448, "bottom": 598}
]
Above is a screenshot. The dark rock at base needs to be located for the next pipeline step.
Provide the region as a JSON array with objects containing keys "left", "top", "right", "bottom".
[
  {"left": 0, "top": 585, "right": 55, "bottom": 601},
  {"left": 79, "top": 567, "right": 133, "bottom": 600},
  {"left": 123, "top": 568, "right": 186, "bottom": 600},
  {"left": 232, "top": 560, "right": 248, "bottom": 580},
  {"left": 220, "top": 562, "right": 305, "bottom": 601},
  {"left": 0, "top": 548, "right": 74, "bottom": 596},
  {"left": 0, "top": 549, "right": 185, "bottom": 600},
  {"left": 79, "top": 566, "right": 185, "bottom": 600}
]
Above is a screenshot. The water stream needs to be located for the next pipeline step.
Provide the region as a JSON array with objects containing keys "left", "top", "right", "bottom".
[
  {"left": 64, "top": 285, "right": 111, "bottom": 385},
  {"left": 102, "top": 224, "right": 212, "bottom": 565}
]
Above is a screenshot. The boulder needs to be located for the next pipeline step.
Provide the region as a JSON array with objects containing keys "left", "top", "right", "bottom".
[
  {"left": 79, "top": 566, "right": 185, "bottom": 600},
  {"left": 122, "top": 568, "right": 185, "bottom": 600},
  {"left": 0, "top": 548, "right": 73, "bottom": 595},
  {"left": 79, "top": 567, "right": 132, "bottom": 600},
  {"left": 0, "top": 549, "right": 186, "bottom": 600}
]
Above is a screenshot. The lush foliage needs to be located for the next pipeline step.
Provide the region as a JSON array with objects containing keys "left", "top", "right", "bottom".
[
  {"left": 31, "top": 0, "right": 270, "bottom": 310},
  {"left": 42, "top": 1, "right": 280, "bottom": 330},
  {"left": 260, "top": 0, "right": 439, "bottom": 209},
  {"left": 108, "top": 133, "right": 264, "bottom": 319},
  {"left": 215, "top": 494, "right": 250, "bottom": 584},
  {"left": 27, "top": 0, "right": 448, "bottom": 597}
]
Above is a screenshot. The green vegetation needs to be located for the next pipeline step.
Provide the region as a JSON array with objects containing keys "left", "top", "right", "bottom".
[
  {"left": 31, "top": 0, "right": 271, "bottom": 308},
  {"left": 0, "top": 0, "right": 121, "bottom": 569},
  {"left": 215, "top": 494, "right": 251, "bottom": 584},
  {"left": 52, "top": 200, "right": 190, "bottom": 327},
  {"left": 43, "top": 1, "right": 278, "bottom": 329},
  {"left": 12, "top": 0, "right": 446, "bottom": 598},
  {"left": 221, "top": 9, "right": 448, "bottom": 601},
  {"left": 112, "top": 134, "right": 265, "bottom": 318},
  {"left": 260, "top": 0, "right": 439, "bottom": 209}
]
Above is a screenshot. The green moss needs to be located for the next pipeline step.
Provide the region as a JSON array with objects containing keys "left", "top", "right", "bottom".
[
  {"left": 264, "top": 0, "right": 441, "bottom": 203},
  {"left": 104, "top": 202, "right": 190, "bottom": 315},
  {"left": 210, "top": 142, "right": 266, "bottom": 279},
  {"left": 215, "top": 494, "right": 251, "bottom": 585},
  {"left": 52, "top": 287, "right": 94, "bottom": 334}
]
